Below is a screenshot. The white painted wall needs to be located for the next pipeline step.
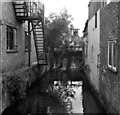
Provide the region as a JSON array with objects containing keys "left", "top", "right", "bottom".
[
  {"left": 87, "top": 10, "right": 100, "bottom": 91},
  {"left": 83, "top": 35, "right": 88, "bottom": 65}
]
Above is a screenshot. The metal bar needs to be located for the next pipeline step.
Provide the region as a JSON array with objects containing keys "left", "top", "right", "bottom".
[
  {"left": 41, "top": 5, "right": 47, "bottom": 65},
  {"left": 30, "top": 0, "right": 31, "bottom": 16},
  {"left": 31, "top": 22, "right": 39, "bottom": 65},
  {"left": 28, "top": 21, "right": 31, "bottom": 67},
  {"left": 29, "top": 20, "right": 40, "bottom": 33}
]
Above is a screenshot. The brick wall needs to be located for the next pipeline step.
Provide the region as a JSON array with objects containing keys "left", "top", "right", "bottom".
[
  {"left": 117, "top": 2, "right": 120, "bottom": 114},
  {"left": 100, "top": 2, "right": 119, "bottom": 113},
  {"left": 1, "top": 2, "right": 36, "bottom": 73},
  {"left": 0, "top": 1, "right": 2, "bottom": 73}
]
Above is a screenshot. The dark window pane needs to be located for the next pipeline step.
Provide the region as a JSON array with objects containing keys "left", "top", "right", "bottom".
[
  {"left": 9, "top": 32, "right": 14, "bottom": 49},
  {"left": 6, "top": 26, "right": 15, "bottom": 50},
  {"left": 6, "top": 30, "right": 9, "bottom": 49},
  {"left": 25, "top": 31, "right": 29, "bottom": 50},
  {"left": 113, "top": 42, "right": 117, "bottom": 68},
  {"left": 95, "top": 13, "right": 97, "bottom": 28},
  {"left": 109, "top": 42, "right": 112, "bottom": 66}
]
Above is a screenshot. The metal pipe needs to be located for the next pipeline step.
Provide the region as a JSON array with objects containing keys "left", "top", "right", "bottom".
[{"left": 28, "top": 21, "right": 31, "bottom": 67}]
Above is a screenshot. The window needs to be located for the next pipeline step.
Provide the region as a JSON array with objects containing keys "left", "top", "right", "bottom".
[
  {"left": 108, "top": 40, "right": 117, "bottom": 71},
  {"left": 6, "top": 26, "right": 17, "bottom": 51},
  {"left": 102, "top": 1, "right": 106, "bottom": 7},
  {"left": 85, "top": 42, "right": 88, "bottom": 58},
  {"left": 91, "top": 46, "right": 94, "bottom": 63},
  {"left": 25, "top": 31, "right": 29, "bottom": 51},
  {"left": 95, "top": 13, "right": 97, "bottom": 28},
  {"left": 97, "top": 54, "right": 100, "bottom": 68}
]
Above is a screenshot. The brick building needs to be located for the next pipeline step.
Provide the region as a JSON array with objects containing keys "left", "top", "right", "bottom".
[
  {"left": 100, "top": 2, "right": 120, "bottom": 113},
  {"left": 0, "top": 0, "right": 47, "bottom": 113},
  {"left": 0, "top": 1, "right": 37, "bottom": 73},
  {"left": 83, "top": 0, "right": 120, "bottom": 114}
]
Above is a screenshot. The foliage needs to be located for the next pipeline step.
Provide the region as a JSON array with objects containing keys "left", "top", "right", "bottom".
[
  {"left": 45, "top": 9, "right": 73, "bottom": 49},
  {"left": 5, "top": 66, "right": 41, "bottom": 104},
  {"left": 6, "top": 74, "right": 26, "bottom": 103}
]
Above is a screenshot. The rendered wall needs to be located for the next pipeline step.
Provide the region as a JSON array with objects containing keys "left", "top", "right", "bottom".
[{"left": 88, "top": 10, "right": 100, "bottom": 92}]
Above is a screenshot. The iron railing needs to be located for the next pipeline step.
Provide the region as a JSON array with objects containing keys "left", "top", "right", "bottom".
[
  {"left": 13, "top": 0, "right": 44, "bottom": 19},
  {"left": 53, "top": 46, "right": 83, "bottom": 52}
]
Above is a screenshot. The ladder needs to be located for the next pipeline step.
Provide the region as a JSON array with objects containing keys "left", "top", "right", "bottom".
[
  {"left": 13, "top": 1, "right": 28, "bottom": 19},
  {"left": 13, "top": 1, "right": 47, "bottom": 66},
  {"left": 32, "top": 20, "right": 47, "bottom": 65}
]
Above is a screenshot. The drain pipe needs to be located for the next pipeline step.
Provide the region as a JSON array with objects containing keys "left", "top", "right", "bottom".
[{"left": 28, "top": 21, "right": 31, "bottom": 67}]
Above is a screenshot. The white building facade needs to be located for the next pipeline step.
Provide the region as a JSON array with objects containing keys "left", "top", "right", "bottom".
[{"left": 87, "top": 10, "right": 100, "bottom": 91}]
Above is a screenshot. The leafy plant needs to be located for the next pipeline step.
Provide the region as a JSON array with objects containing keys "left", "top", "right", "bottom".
[
  {"left": 6, "top": 74, "right": 26, "bottom": 103},
  {"left": 45, "top": 9, "right": 73, "bottom": 49}
]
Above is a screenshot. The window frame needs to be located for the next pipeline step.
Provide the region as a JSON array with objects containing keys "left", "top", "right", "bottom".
[
  {"left": 6, "top": 25, "right": 17, "bottom": 52},
  {"left": 108, "top": 40, "right": 117, "bottom": 72}
]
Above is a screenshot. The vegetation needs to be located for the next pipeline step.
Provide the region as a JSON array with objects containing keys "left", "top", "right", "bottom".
[
  {"left": 45, "top": 9, "right": 73, "bottom": 49},
  {"left": 3, "top": 66, "right": 39, "bottom": 104}
]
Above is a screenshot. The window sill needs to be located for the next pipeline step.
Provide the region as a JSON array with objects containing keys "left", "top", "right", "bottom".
[
  {"left": 108, "top": 67, "right": 117, "bottom": 73},
  {"left": 6, "top": 50, "right": 18, "bottom": 53}
]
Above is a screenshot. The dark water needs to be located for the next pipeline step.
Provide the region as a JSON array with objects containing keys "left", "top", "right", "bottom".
[{"left": 2, "top": 68, "right": 108, "bottom": 115}]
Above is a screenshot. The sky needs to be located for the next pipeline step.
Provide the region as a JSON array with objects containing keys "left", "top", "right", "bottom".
[
  {"left": 40, "top": 0, "right": 111, "bottom": 37},
  {"left": 41, "top": 0, "right": 89, "bottom": 37}
]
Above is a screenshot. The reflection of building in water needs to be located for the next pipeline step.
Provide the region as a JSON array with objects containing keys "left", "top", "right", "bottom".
[{"left": 48, "top": 81, "right": 83, "bottom": 113}]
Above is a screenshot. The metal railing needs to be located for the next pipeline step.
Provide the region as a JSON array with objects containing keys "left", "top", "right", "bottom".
[
  {"left": 13, "top": 0, "right": 44, "bottom": 18},
  {"left": 27, "top": 1, "right": 44, "bottom": 17},
  {"left": 53, "top": 46, "right": 83, "bottom": 52}
]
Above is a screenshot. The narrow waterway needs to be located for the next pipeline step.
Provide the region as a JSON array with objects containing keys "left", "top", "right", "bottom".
[{"left": 2, "top": 68, "right": 108, "bottom": 115}]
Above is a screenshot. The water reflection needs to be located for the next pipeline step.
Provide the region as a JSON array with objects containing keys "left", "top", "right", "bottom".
[
  {"left": 2, "top": 68, "right": 108, "bottom": 115},
  {"left": 48, "top": 81, "right": 83, "bottom": 114}
]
